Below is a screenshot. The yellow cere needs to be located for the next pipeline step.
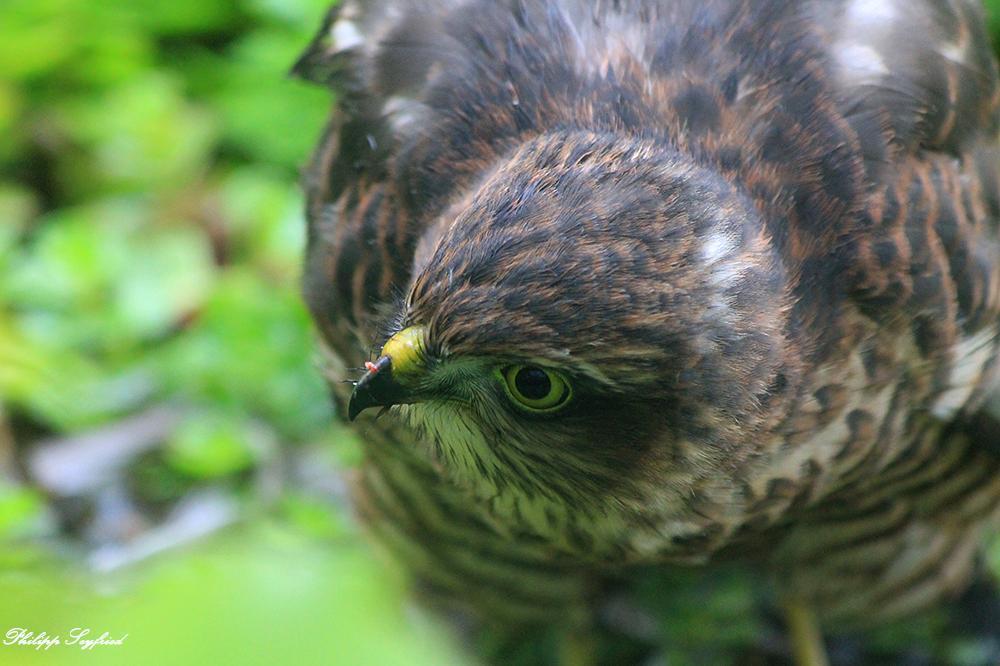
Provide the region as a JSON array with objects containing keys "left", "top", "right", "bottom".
[{"left": 381, "top": 326, "right": 427, "bottom": 381}]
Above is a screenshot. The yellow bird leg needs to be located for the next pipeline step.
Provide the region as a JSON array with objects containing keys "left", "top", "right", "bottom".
[{"left": 782, "top": 596, "right": 830, "bottom": 666}]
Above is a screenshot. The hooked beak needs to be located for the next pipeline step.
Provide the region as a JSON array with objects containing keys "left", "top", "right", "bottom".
[
  {"left": 347, "top": 355, "right": 418, "bottom": 421},
  {"left": 347, "top": 326, "right": 426, "bottom": 421}
]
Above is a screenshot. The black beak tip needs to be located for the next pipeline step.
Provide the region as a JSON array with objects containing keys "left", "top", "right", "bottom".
[
  {"left": 346, "top": 355, "right": 412, "bottom": 422},
  {"left": 347, "top": 376, "right": 380, "bottom": 422},
  {"left": 346, "top": 391, "right": 369, "bottom": 422}
]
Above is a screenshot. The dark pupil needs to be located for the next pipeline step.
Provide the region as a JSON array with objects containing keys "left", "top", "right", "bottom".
[{"left": 515, "top": 367, "right": 551, "bottom": 400}]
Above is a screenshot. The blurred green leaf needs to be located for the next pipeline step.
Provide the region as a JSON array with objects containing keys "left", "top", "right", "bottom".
[
  {"left": 0, "top": 81, "right": 24, "bottom": 144},
  {"left": 986, "top": 0, "right": 1000, "bottom": 45},
  {"left": 57, "top": 25, "right": 153, "bottom": 89},
  {"left": 103, "top": 0, "right": 240, "bottom": 35},
  {"left": 4, "top": 198, "right": 216, "bottom": 355},
  {"left": 165, "top": 409, "right": 262, "bottom": 479},
  {"left": 0, "top": 0, "right": 79, "bottom": 80},
  {"left": 157, "top": 267, "right": 331, "bottom": 438},
  {"left": 0, "top": 185, "right": 37, "bottom": 261},
  {"left": 634, "top": 566, "right": 763, "bottom": 666},
  {"left": 217, "top": 167, "right": 308, "bottom": 276},
  {"left": 0, "top": 527, "right": 474, "bottom": 666},
  {"left": 58, "top": 73, "right": 218, "bottom": 195},
  {"left": 279, "top": 492, "right": 348, "bottom": 539},
  {"left": 244, "top": 0, "right": 332, "bottom": 26},
  {"left": 0, "top": 483, "right": 48, "bottom": 541},
  {"left": 210, "top": 30, "right": 331, "bottom": 167},
  {"left": 0, "top": 0, "right": 157, "bottom": 93},
  {"left": 0, "top": 315, "right": 156, "bottom": 429}
]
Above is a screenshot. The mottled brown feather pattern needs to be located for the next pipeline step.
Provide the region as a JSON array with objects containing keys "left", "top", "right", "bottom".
[{"left": 295, "top": 0, "right": 1000, "bottom": 633}]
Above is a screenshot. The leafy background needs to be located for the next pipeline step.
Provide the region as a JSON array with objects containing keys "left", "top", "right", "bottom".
[{"left": 2, "top": 1, "right": 1000, "bottom": 665}]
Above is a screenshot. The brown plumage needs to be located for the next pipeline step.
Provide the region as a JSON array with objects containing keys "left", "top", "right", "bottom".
[{"left": 293, "top": 0, "right": 1000, "bottom": 658}]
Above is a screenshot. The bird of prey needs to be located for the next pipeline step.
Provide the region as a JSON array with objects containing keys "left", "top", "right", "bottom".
[{"left": 292, "top": 0, "right": 1000, "bottom": 664}]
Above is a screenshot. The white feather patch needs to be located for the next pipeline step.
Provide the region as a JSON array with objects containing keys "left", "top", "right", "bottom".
[{"left": 931, "top": 326, "right": 999, "bottom": 420}]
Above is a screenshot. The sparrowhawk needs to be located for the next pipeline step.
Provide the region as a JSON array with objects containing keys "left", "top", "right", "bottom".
[{"left": 293, "top": 1, "right": 1000, "bottom": 663}]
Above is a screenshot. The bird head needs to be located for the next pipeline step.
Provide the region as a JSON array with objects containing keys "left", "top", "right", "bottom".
[{"left": 349, "top": 130, "right": 801, "bottom": 557}]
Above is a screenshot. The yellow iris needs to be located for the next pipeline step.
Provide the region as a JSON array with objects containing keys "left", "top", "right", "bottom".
[{"left": 500, "top": 365, "right": 571, "bottom": 411}]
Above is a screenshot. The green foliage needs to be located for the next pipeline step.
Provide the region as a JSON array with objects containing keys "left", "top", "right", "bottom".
[
  {"left": 0, "top": 482, "right": 47, "bottom": 540},
  {"left": 0, "top": 527, "right": 469, "bottom": 666},
  {"left": 0, "top": 0, "right": 333, "bottom": 434},
  {"left": 164, "top": 408, "right": 259, "bottom": 478}
]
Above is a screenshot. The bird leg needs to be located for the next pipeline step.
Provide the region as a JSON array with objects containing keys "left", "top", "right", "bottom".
[{"left": 782, "top": 596, "right": 831, "bottom": 666}]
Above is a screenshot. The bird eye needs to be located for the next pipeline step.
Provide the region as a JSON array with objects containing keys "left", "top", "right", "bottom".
[{"left": 500, "top": 365, "right": 571, "bottom": 411}]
